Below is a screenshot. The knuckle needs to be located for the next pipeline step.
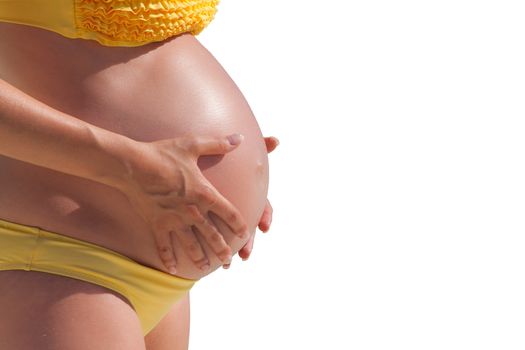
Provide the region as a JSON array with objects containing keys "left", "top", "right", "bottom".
[
  {"left": 186, "top": 242, "right": 199, "bottom": 252},
  {"left": 161, "top": 257, "right": 173, "bottom": 265},
  {"left": 218, "top": 140, "right": 229, "bottom": 153},
  {"left": 178, "top": 137, "right": 201, "bottom": 158},
  {"left": 193, "top": 257, "right": 209, "bottom": 267},
  {"left": 194, "top": 185, "right": 216, "bottom": 205},
  {"left": 187, "top": 205, "right": 203, "bottom": 221},
  {"left": 219, "top": 248, "right": 232, "bottom": 261},
  {"left": 187, "top": 142, "right": 198, "bottom": 155},
  {"left": 238, "top": 223, "right": 248, "bottom": 233},
  {"left": 228, "top": 211, "right": 238, "bottom": 223},
  {"left": 188, "top": 135, "right": 207, "bottom": 154},
  {"left": 158, "top": 247, "right": 174, "bottom": 262},
  {"left": 210, "top": 232, "right": 222, "bottom": 243},
  {"left": 178, "top": 136, "right": 194, "bottom": 152},
  {"left": 173, "top": 138, "right": 188, "bottom": 152},
  {"left": 199, "top": 216, "right": 211, "bottom": 226}
]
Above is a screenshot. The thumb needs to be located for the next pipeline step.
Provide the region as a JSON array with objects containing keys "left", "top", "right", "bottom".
[{"left": 189, "top": 133, "right": 244, "bottom": 156}]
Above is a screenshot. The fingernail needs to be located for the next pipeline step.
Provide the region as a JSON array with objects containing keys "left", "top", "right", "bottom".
[
  {"left": 223, "top": 264, "right": 230, "bottom": 269},
  {"left": 200, "top": 263, "right": 210, "bottom": 271},
  {"left": 227, "top": 133, "right": 244, "bottom": 145},
  {"left": 168, "top": 266, "right": 177, "bottom": 275}
]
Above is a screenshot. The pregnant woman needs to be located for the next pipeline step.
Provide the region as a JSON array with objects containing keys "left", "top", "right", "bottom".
[{"left": 0, "top": 1, "right": 276, "bottom": 349}]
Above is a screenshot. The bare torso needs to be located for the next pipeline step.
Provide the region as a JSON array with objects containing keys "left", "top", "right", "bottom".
[{"left": 0, "top": 23, "right": 269, "bottom": 279}]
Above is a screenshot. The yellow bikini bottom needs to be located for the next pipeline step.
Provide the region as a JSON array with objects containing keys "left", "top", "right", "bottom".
[{"left": 0, "top": 217, "right": 197, "bottom": 336}]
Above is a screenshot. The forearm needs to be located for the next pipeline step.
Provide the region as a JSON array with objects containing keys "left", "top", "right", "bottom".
[{"left": 0, "top": 78, "right": 137, "bottom": 188}]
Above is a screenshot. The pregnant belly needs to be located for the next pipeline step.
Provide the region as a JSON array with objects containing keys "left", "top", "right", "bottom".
[{"left": 0, "top": 26, "right": 269, "bottom": 279}]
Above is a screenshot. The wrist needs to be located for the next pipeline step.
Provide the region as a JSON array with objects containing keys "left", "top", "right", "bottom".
[{"left": 88, "top": 128, "right": 143, "bottom": 191}]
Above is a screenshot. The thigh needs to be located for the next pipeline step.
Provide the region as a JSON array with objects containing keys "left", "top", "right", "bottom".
[
  {"left": 144, "top": 293, "right": 190, "bottom": 350},
  {"left": 0, "top": 270, "right": 146, "bottom": 350}
]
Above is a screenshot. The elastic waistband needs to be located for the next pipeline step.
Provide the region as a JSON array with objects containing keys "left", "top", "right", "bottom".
[{"left": 0, "top": 217, "right": 41, "bottom": 235}]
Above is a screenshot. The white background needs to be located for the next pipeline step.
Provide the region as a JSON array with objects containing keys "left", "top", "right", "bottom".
[{"left": 190, "top": 1, "right": 525, "bottom": 349}]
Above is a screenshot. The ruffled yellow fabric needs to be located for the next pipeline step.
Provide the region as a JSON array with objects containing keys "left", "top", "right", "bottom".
[{"left": 74, "top": 0, "right": 220, "bottom": 46}]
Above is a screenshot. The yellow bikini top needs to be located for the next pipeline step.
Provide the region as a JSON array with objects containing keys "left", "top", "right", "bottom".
[{"left": 0, "top": 0, "right": 219, "bottom": 47}]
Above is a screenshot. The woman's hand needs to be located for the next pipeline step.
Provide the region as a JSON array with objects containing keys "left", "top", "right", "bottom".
[
  {"left": 116, "top": 133, "right": 249, "bottom": 274},
  {"left": 223, "top": 136, "right": 279, "bottom": 268}
]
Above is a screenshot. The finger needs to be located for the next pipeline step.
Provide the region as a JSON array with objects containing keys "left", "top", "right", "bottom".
[
  {"left": 175, "top": 225, "right": 210, "bottom": 271},
  {"left": 189, "top": 184, "right": 217, "bottom": 208},
  {"left": 222, "top": 252, "right": 233, "bottom": 268},
  {"left": 209, "top": 197, "right": 248, "bottom": 239},
  {"left": 257, "top": 198, "right": 273, "bottom": 233},
  {"left": 222, "top": 255, "right": 233, "bottom": 269},
  {"left": 188, "top": 133, "right": 244, "bottom": 157},
  {"left": 192, "top": 213, "right": 232, "bottom": 263},
  {"left": 152, "top": 227, "right": 178, "bottom": 275},
  {"left": 238, "top": 233, "right": 255, "bottom": 261},
  {"left": 195, "top": 183, "right": 248, "bottom": 238},
  {"left": 239, "top": 233, "right": 255, "bottom": 261},
  {"left": 264, "top": 136, "right": 279, "bottom": 154}
]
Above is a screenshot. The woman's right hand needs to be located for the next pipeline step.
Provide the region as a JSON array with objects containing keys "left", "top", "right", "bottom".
[{"left": 115, "top": 133, "right": 249, "bottom": 275}]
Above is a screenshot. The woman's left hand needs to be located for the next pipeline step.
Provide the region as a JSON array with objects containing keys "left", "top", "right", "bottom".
[{"left": 223, "top": 136, "right": 279, "bottom": 268}]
